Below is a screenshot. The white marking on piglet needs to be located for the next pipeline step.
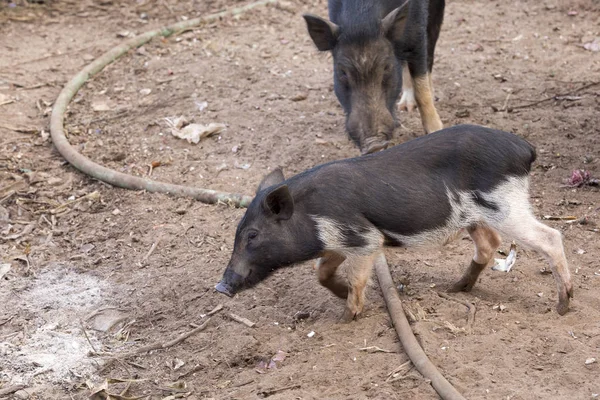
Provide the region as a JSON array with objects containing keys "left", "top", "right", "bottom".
[
  {"left": 398, "top": 63, "right": 416, "bottom": 112},
  {"left": 359, "top": 53, "right": 368, "bottom": 66},
  {"left": 311, "top": 216, "right": 382, "bottom": 257},
  {"left": 383, "top": 176, "right": 529, "bottom": 248}
]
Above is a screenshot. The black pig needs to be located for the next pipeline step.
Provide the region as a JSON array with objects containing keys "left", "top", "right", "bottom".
[
  {"left": 215, "top": 125, "right": 573, "bottom": 320},
  {"left": 303, "top": 0, "right": 445, "bottom": 154}
]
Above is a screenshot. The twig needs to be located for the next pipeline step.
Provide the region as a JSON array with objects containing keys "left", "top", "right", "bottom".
[
  {"left": 120, "top": 380, "right": 132, "bottom": 397},
  {"left": 80, "top": 320, "right": 98, "bottom": 353},
  {"left": 45, "top": 191, "right": 100, "bottom": 214},
  {"left": 233, "top": 379, "right": 254, "bottom": 388},
  {"left": 500, "top": 92, "right": 511, "bottom": 112},
  {"left": 388, "top": 367, "right": 416, "bottom": 383},
  {"left": 509, "top": 81, "right": 600, "bottom": 110},
  {"left": 358, "top": 346, "right": 395, "bottom": 354},
  {"left": 0, "top": 99, "right": 15, "bottom": 106},
  {"left": 0, "top": 315, "right": 14, "bottom": 326},
  {"left": 141, "top": 237, "right": 161, "bottom": 263},
  {"left": 228, "top": 313, "right": 256, "bottom": 328},
  {"left": 0, "top": 190, "right": 16, "bottom": 205},
  {"left": 0, "top": 385, "right": 26, "bottom": 396},
  {"left": 0, "top": 43, "right": 99, "bottom": 72},
  {"left": 374, "top": 254, "right": 466, "bottom": 400},
  {"left": 258, "top": 384, "right": 301, "bottom": 398},
  {"left": 94, "top": 318, "right": 212, "bottom": 373},
  {"left": 207, "top": 303, "right": 224, "bottom": 316},
  {"left": 2, "top": 223, "right": 35, "bottom": 240},
  {"left": 543, "top": 215, "right": 577, "bottom": 221},
  {"left": 176, "top": 364, "right": 204, "bottom": 380},
  {"left": 160, "top": 0, "right": 175, "bottom": 15},
  {"left": 386, "top": 360, "right": 412, "bottom": 381},
  {"left": 437, "top": 292, "right": 476, "bottom": 335},
  {"left": 0, "top": 123, "right": 38, "bottom": 133},
  {"left": 103, "top": 317, "right": 211, "bottom": 359}
]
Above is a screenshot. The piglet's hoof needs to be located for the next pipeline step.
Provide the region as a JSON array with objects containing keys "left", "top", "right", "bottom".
[
  {"left": 448, "top": 278, "right": 475, "bottom": 293},
  {"left": 340, "top": 308, "right": 357, "bottom": 323},
  {"left": 556, "top": 300, "right": 570, "bottom": 316},
  {"left": 361, "top": 140, "right": 389, "bottom": 155},
  {"left": 556, "top": 295, "right": 571, "bottom": 316}
]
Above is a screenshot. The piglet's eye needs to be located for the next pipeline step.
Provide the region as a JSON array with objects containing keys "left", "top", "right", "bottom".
[
  {"left": 247, "top": 231, "right": 258, "bottom": 240},
  {"left": 338, "top": 69, "right": 349, "bottom": 85}
]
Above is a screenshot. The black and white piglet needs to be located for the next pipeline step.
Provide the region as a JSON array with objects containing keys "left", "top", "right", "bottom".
[{"left": 215, "top": 125, "right": 572, "bottom": 320}]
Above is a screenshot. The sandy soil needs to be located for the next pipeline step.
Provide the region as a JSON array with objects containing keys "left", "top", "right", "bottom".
[{"left": 0, "top": 0, "right": 599, "bottom": 399}]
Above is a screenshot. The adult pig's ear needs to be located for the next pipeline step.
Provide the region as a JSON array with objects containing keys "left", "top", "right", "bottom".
[
  {"left": 263, "top": 185, "right": 294, "bottom": 221},
  {"left": 303, "top": 14, "right": 339, "bottom": 51},
  {"left": 382, "top": 0, "right": 410, "bottom": 42},
  {"left": 257, "top": 168, "right": 285, "bottom": 194}
]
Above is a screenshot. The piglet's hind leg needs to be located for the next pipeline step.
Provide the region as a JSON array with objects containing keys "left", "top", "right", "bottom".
[
  {"left": 450, "top": 225, "right": 501, "bottom": 292},
  {"left": 496, "top": 216, "right": 573, "bottom": 315}
]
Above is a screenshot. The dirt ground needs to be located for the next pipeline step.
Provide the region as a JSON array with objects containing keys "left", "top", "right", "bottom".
[{"left": 1, "top": 0, "right": 599, "bottom": 399}]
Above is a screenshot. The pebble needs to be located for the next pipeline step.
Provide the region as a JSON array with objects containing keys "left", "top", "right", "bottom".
[{"left": 14, "top": 390, "right": 30, "bottom": 400}]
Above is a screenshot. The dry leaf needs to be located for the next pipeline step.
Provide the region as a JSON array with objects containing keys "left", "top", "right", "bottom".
[
  {"left": 0, "top": 263, "right": 11, "bottom": 280},
  {"left": 492, "top": 242, "right": 517, "bottom": 272},
  {"left": 92, "top": 101, "right": 112, "bottom": 112},
  {"left": 171, "top": 123, "right": 226, "bottom": 144}
]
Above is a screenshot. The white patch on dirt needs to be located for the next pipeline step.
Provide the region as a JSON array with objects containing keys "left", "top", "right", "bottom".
[{"left": 0, "top": 265, "right": 122, "bottom": 386}]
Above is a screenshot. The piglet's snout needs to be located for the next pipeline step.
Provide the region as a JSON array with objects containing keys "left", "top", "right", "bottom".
[
  {"left": 215, "top": 268, "right": 245, "bottom": 297},
  {"left": 361, "top": 137, "right": 390, "bottom": 155},
  {"left": 215, "top": 280, "right": 235, "bottom": 297}
]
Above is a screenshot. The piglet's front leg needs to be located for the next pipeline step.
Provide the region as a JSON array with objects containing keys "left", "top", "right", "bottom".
[
  {"left": 316, "top": 252, "right": 348, "bottom": 299},
  {"left": 340, "top": 253, "right": 379, "bottom": 323}
]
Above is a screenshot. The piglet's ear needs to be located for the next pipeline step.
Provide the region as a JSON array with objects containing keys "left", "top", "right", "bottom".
[
  {"left": 382, "top": 0, "right": 410, "bottom": 42},
  {"left": 263, "top": 185, "right": 294, "bottom": 221},
  {"left": 303, "top": 14, "right": 339, "bottom": 51},
  {"left": 257, "top": 168, "right": 285, "bottom": 194}
]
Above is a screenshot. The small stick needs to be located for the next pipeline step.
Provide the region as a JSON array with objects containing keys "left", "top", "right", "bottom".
[
  {"left": 228, "top": 313, "right": 256, "bottom": 328},
  {"left": 258, "top": 384, "right": 301, "bottom": 398},
  {"left": 501, "top": 92, "right": 511, "bottom": 112},
  {"left": 207, "top": 304, "right": 223, "bottom": 316},
  {"left": 126, "top": 361, "right": 146, "bottom": 369},
  {"left": 0, "top": 315, "right": 14, "bottom": 326},
  {"left": 46, "top": 191, "right": 100, "bottom": 214},
  {"left": 80, "top": 320, "right": 98, "bottom": 353},
  {"left": 160, "top": 0, "right": 175, "bottom": 15},
  {"left": 120, "top": 381, "right": 132, "bottom": 397},
  {"left": 543, "top": 215, "right": 577, "bottom": 221},
  {"left": 0, "top": 124, "right": 38, "bottom": 133},
  {"left": 437, "top": 292, "right": 476, "bottom": 335},
  {"left": 0, "top": 385, "right": 26, "bottom": 396},
  {"left": 2, "top": 223, "right": 35, "bottom": 240},
  {"left": 0, "top": 190, "right": 16, "bottom": 204},
  {"left": 93, "top": 317, "right": 211, "bottom": 361},
  {"left": 142, "top": 237, "right": 161, "bottom": 263},
  {"left": 0, "top": 99, "right": 15, "bottom": 106},
  {"left": 358, "top": 346, "right": 395, "bottom": 354},
  {"left": 386, "top": 360, "right": 412, "bottom": 381},
  {"left": 233, "top": 379, "right": 254, "bottom": 388},
  {"left": 510, "top": 81, "right": 600, "bottom": 110},
  {"left": 96, "top": 319, "right": 213, "bottom": 374},
  {"left": 177, "top": 364, "right": 204, "bottom": 380}
]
